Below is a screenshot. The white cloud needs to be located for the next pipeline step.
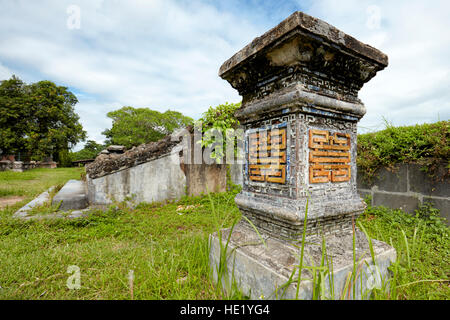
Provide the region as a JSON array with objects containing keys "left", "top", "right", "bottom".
[
  {"left": 0, "top": 0, "right": 254, "bottom": 148},
  {"left": 306, "top": 0, "right": 450, "bottom": 132},
  {"left": 0, "top": 0, "right": 448, "bottom": 150},
  {"left": 0, "top": 62, "right": 13, "bottom": 80}
]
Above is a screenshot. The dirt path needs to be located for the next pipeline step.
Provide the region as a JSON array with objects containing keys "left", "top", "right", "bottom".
[{"left": 0, "top": 196, "right": 26, "bottom": 209}]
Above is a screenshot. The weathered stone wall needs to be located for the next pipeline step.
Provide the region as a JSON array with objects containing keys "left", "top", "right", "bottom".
[
  {"left": 0, "top": 160, "right": 54, "bottom": 172},
  {"left": 85, "top": 130, "right": 228, "bottom": 205},
  {"left": 180, "top": 129, "right": 228, "bottom": 196},
  {"left": 357, "top": 163, "right": 449, "bottom": 224},
  {"left": 86, "top": 135, "right": 180, "bottom": 180},
  {"left": 229, "top": 163, "right": 243, "bottom": 187},
  {"left": 184, "top": 163, "right": 227, "bottom": 196},
  {"left": 87, "top": 150, "right": 187, "bottom": 205}
]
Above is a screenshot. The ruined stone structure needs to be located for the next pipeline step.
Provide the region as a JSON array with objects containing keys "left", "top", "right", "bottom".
[
  {"left": 210, "top": 11, "right": 396, "bottom": 299},
  {"left": 0, "top": 160, "right": 55, "bottom": 172},
  {"left": 85, "top": 130, "right": 227, "bottom": 205},
  {"left": 219, "top": 11, "right": 388, "bottom": 240}
]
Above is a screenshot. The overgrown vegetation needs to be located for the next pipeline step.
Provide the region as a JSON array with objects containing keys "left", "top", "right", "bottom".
[
  {"left": 357, "top": 120, "right": 449, "bottom": 182},
  {"left": 0, "top": 175, "right": 241, "bottom": 299},
  {"left": 196, "top": 102, "right": 241, "bottom": 164},
  {"left": 0, "top": 76, "right": 86, "bottom": 162},
  {"left": 359, "top": 199, "right": 449, "bottom": 299}
]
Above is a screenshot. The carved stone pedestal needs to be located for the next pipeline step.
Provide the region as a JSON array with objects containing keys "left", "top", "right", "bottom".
[
  {"left": 209, "top": 11, "right": 396, "bottom": 299},
  {"left": 210, "top": 223, "right": 396, "bottom": 299}
]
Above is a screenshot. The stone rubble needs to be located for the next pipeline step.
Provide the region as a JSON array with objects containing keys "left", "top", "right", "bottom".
[{"left": 86, "top": 130, "right": 189, "bottom": 179}]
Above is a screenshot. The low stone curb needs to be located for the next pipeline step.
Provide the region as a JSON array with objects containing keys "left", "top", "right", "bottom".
[{"left": 13, "top": 186, "right": 92, "bottom": 220}]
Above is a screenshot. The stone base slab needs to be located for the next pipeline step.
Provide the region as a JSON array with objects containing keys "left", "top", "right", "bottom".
[
  {"left": 14, "top": 183, "right": 91, "bottom": 220},
  {"left": 13, "top": 187, "right": 55, "bottom": 219},
  {"left": 39, "top": 161, "right": 57, "bottom": 169},
  {"left": 235, "top": 192, "right": 366, "bottom": 241},
  {"left": 209, "top": 222, "right": 396, "bottom": 300},
  {"left": 52, "top": 179, "right": 88, "bottom": 211}
]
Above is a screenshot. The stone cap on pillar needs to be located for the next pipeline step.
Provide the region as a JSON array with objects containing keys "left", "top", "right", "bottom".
[{"left": 219, "top": 11, "right": 388, "bottom": 122}]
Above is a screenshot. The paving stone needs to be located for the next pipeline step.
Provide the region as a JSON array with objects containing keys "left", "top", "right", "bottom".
[
  {"left": 52, "top": 180, "right": 88, "bottom": 211},
  {"left": 13, "top": 187, "right": 54, "bottom": 218}
]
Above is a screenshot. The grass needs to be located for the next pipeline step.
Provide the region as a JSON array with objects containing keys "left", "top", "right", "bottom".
[
  {"left": 0, "top": 168, "right": 448, "bottom": 300},
  {"left": 0, "top": 168, "right": 241, "bottom": 299},
  {"left": 358, "top": 199, "right": 449, "bottom": 300},
  {"left": 0, "top": 168, "right": 84, "bottom": 215}
]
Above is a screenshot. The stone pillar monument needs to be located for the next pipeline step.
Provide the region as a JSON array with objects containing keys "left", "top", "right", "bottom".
[{"left": 210, "top": 11, "right": 396, "bottom": 299}]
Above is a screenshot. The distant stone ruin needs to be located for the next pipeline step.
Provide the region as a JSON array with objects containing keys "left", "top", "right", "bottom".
[{"left": 0, "top": 157, "right": 57, "bottom": 172}]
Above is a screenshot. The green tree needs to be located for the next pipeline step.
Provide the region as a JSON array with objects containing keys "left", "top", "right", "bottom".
[
  {"left": 196, "top": 102, "right": 242, "bottom": 163},
  {"left": 27, "top": 80, "right": 86, "bottom": 160},
  {"left": 102, "top": 106, "right": 193, "bottom": 148},
  {"left": 0, "top": 75, "right": 29, "bottom": 155},
  {"left": 71, "top": 140, "right": 104, "bottom": 161},
  {"left": 0, "top": 76, "right": 86, "bottom": 161}
]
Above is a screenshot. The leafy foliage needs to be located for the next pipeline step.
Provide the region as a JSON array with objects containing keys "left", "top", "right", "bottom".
[
  {"left": 357, "top": 120, "right": 449, "bottom": 182},
  {"left": 196, "top": 102, "right": 241, "bottom": 163},
  {"left": 71, "top": 140, "right": 104, "bottom": 161},
  {"left": 0, "top": 76, "right": 32, "bottom": 155},
  {"left": 0, "top": 76, "right": 86, "bottom": 160},
  {"left": 27, "top": 80, "right": 86, "bottom": 160},
  {"left": 359, "top": 202, "right": 449, "bottom": 299},
  {"left": 102, "top": 106, "right": 193, "bottom": 148}
]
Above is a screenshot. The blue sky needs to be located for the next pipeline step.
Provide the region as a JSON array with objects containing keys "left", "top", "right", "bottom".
[{"left": 0, "top": 0, "right": 449, "bottom": 150}]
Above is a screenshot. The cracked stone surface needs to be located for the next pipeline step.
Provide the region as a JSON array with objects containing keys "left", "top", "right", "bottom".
[{"left": 210, "top": 222, "right": 396, "bottom": 300}]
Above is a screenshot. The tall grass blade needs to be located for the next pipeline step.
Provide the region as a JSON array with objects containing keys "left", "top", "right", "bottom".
[
  {"left": 241, "top": 215, "right": 267, "bottom": 248},
  {"left": 351, "top": 214, "right": 356, "bottom": 298},
  {"left": 357, "top": 221, "right": 376, "bottom": 263},
  {"left": 400, "top": 228, "right": 411, "bottom": 268}
]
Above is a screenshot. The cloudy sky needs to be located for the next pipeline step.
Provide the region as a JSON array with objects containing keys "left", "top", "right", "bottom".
[{"left": 1, "top": 0, "right": 449, "bottom": 150}]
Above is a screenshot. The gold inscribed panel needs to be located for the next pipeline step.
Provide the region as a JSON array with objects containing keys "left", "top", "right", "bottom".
[
  {"left": 309, "top": 129, "right": 351, "bottom": 183},
  {"left": 249, "top": 128, "right": 287, "bottom": 184}
]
